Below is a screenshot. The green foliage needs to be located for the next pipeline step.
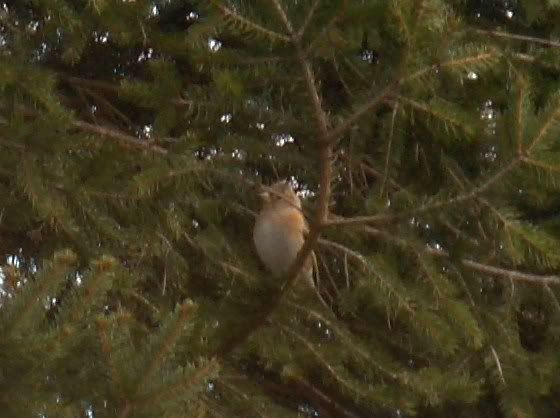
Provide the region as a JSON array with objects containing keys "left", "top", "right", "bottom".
[{"left": 1, "top": 0, "right": 560, "bottom": 417}]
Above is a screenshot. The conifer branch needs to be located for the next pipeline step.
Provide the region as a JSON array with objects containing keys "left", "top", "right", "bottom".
[
  {"left": 489, "top": 346, "right": 506, "bottom": 384},
  {"left": 362, "top": 225, "right": 560, "bottom": 286},
  {"left": 273, "top": 0, "right": 334, "bottom": 311},
  {"left": 380, "top": 104, "right": 399, "bottom": 197},
  {"left": 96, "top": 317, "right": 126, "bottom": 394},
  {"left": 62, "top": 257, "right": 116, "bottom": 324},
  {"left": 81, "top": 87, "right": 134, "bottom": 129},
  {"left": 6, "top": 250, "right": 76, "bottom": 334},
  {"left": 136, "top": 301, "right": 195, "bottom": 393},
  {"left": 515, "top": 77, "right": 528, "bottom": 155},
  {"left": 287, "top": 301, "right": 403, "bottom": 383},
  {"left": 303, "top": 0, "right": 349, "bottom": 56},
  {"left": 60, "top": 74, "right": 120, "bottom": 94},
  {"left": 217, "top": 0, "right": 334, "bottom": 358},
  {"left": 457, "top": 257, "right": 560, "bottom": 286},
  {"left": 406, "top": 51, "right": 498, "bottom": 83},
  {"left": 544, "top": 285, "right": 560, "bottom": 314},
  {"left": 526, "top": 95, "right": 560, "bottom": 153},
  {"left": 326, "top": 159, "right": 518, "bottom": 226},
  {"left": 0, "top": 137, "right": 25, "bottom": 150},
  {"left": 328, "top": 51, "right": 498, "bottom": 141},
  {"left": 362, "top": 226, "right": 560, "bottom": 286},
  {"left": 210, "top": 0, "right": 291, "bottom": 42},
  {"left": 521, "top": 156, "right": 560, "bottom": 172},
  {"left": 283, "top": 376, "right": 362, "bottom": 418},
  {"left": 331, "top": 223, "right": 560, "bottom": 288},
  {"left": 278, "top": 323, "right": 372, "bottom": 399},
  {"left": 137, "top": 359, "right": 220, "bottom": 408},
  {"left": 297, "top": 0, "right": 321, "bottom": 40},
  {"left": 220, "top": 378, "right": 268, "bottom": 418},
  {"left": 512, "top": 52, "right": 560, "bottom": 71},
  {"left": 318, "top": 238, "right": 366, "bottom": 266},
  {"left": 72, "top": 120, "right": 168, "bottom": 154},
  {"left": 475, "top": 29, "right": 560, "bottom": 49},
  {"left": 395, "top": 95, "right": 473, "bottom": 134},
  {"left": 60, "top": 73, "right": 194, "bottom": 108},
  {"left": 118, "top": 302, "right": 199, "bottom": 418},
  {"left": 269, "top": 0, "right": 295, "bottom": 34},
  {"left": 328, "top": 84, "right": 394, "bottom": 141}
]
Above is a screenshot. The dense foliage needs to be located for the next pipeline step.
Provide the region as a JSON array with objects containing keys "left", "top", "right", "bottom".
[{"left": 1, "top": 0, "right": 560, "bottom": 417}]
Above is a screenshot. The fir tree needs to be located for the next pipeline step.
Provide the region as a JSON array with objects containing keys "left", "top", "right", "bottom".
[{"left": 0, "top": 0, "right": 560, "bottom": 417}]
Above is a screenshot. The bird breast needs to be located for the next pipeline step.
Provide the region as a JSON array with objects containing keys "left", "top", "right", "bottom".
[{"left": 253, "top": 208, "right": 305, "bottom": 276}]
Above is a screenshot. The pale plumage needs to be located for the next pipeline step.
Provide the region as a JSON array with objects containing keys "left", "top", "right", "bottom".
[{"left": 253, "top": 181, "right": 313, "bottom": 283}]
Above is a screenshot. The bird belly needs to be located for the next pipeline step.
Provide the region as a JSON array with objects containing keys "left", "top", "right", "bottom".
[{"left": 253, "top": 220, "right": 302, "bottom": 276}]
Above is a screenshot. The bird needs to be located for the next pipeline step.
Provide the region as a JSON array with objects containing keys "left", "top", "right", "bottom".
[{"left": 252, "top": 181, "right": 316, "bottom": 290}]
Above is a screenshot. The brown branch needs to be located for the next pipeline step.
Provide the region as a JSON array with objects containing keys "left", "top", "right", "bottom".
[
  {"left": 303, "top": 0, "right": 349, "bottom": 57},
  {"left": 359, "top": 225, "right": 560, "bottom": 286},
  {"left": 526, "top": 95, "right": 560, "bottom": 153},
  {"left": 0, "top": 137, "right": 25, "bottom": 151},
  {"left": 136, "top": 302, "right": 195, "bottom": 393},
  {"left": 326, "top": 159, "right": 518, "bottom": 227},
  {"left": 512, "top": 52, "right": 560, "bottom": 71},
  {"left": 72, "top": 120, "right": 168, "bottom": 154},
  {"left": 457, "top": 257, "right": 560, "bottom": 286},
  {"left": 380, "top": 103, "right": 399, "bottom": 197},
  {"left": 544, "top": 285, "right": 560, "bottom": 315},
  {"left": 475, "top": 29, "right": 560, "bottom": 49},
  {"left": 210, "top": 0, "right": 291, "bottom": 42},
  {"left": 405, "top": 51, "right": 498, "bottom": 84},
  {"left": 297, "top": 0, "right": 321, "bottom": 40},
  {"left": 327, "top": 84, "right": 395, "bottom": 141},
  {"left": 328, "top": 50, "right": 498, "bottom": 141},
  {"left": 278, "top": 322, "right": 373, "bottom": 399},
  {"left": 136, "top": 359, "right": 220, "bottom": 408},
  {"left": 216, "top": 0, "right": 334, "bottom": 357},
  {"left": 285, "top": 376, "right": 363, "bottom": 418},
  {"left": 60, "top": 73, "right": 194, "bottom": 108},
  {"left": 59, "top": 74, "right": 120, "bottom": 94},
  {"left": 318, "top": 237, "right": 366, "bottom": 266},
  {"left": 2, "top": 98, "right": 168, "bottom": 154}
]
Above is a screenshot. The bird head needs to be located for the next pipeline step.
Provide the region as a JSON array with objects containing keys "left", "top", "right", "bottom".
[{"left": 258, "top": 181, "right": 301, "bottom": 210}]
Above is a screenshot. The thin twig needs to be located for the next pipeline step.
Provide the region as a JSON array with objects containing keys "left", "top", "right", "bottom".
[
  {"left": 544, "top": 285, "right": 560, "bottom": 315},
  {"left": 211, "top": 0, "right": 291, "bottom": 42},
  {"left": 318, "top": 237, "right": 366, "bottom": 266},
  {"left": 303, "top": 0, "right": 349, "bottom": 56},
  {"left": 327, "top": 84, "right": 395, "bottom": 141},
  {"left": 490, "top": 346, "right": 506, "bottom": 384},
  {"left": 278, "top": 322, "right": 370, "bottom": 397},
  {"left": 526, "top": 94, "right": 560, "bottom": 153},
  {"left": 297, "top": 0, "right": 321, "bottom": 40},
  {"left": 457, "top": 257, "right": 560, "bottom": 286},
  {"left": 216, "top": 0, "right": 334, "bottom": 357},
  {"left": 475, "top": 29, "right": 560, "bottom": 49},
  {"left": 358, "top": 224, "right": 560, "bottom": 286},
  {"left": 136, "top": 359, "right": 220, "bottom": 408},
  {"left": 328, "top": 51, "right": 498, "bottom": 141},
  {"left": 72, "top": 120, "right": 168, "bottom": 154},
  {"left": 60, "top": 73, "right": 195, "bottom": 108},
  {"left": 286, "top": 301, "right": 402, "bottom": 382},
  {"left": 326, "top": 159, "right": 518, "bottom": 226},
  {"left": 343, "top": 252, "right": 350, "bottom": 290},
  {"left": 0, "top": 137, "right": 25, "bottom": 150},
  {"left": 380, "top": 103, "right": 399, "bottom": 197},
  {"left": 287, "top": 376, "right": 362, "bottom": 418}
]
